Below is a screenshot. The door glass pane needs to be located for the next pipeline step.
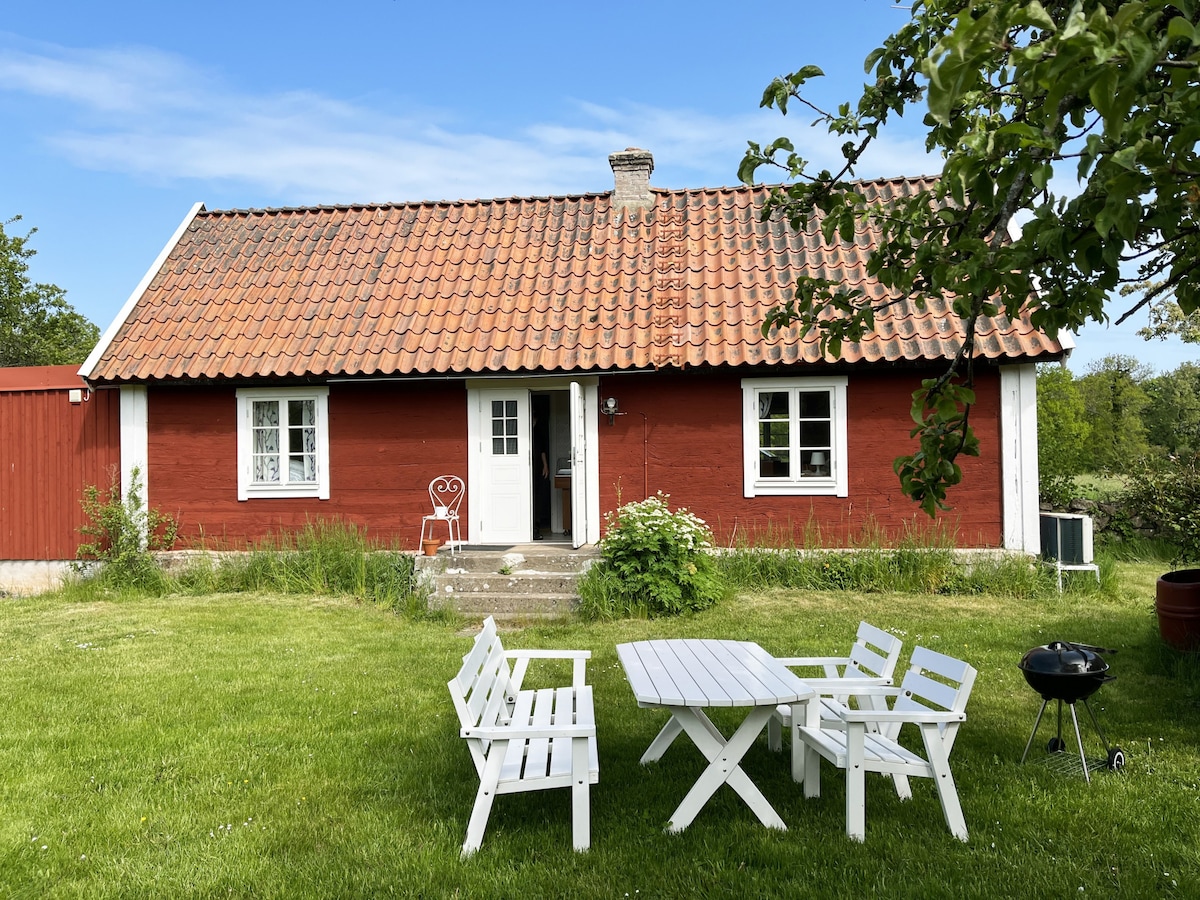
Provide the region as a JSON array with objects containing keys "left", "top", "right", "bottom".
[{"left": 491, "top": 398, "right": 519, "bottom": 455}]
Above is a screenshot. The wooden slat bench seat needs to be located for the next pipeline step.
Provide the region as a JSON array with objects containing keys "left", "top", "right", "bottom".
[{"left": 448, "top": 616, "right": 598, "bottom": 856}]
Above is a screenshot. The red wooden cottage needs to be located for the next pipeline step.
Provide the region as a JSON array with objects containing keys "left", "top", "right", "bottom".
[{"left": 76, "top": 149, "right": 1066, "bottom": 554}]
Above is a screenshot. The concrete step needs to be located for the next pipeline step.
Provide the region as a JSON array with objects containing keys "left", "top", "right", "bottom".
[
  {"left": 414, "top": 544, "right": 599, "bottom": 620},
  {"left": 416, "top": 544, "right": 599, "bottom": 575},
  {"left": 432, "top": 591, "right": 578, "bottom": 619}
]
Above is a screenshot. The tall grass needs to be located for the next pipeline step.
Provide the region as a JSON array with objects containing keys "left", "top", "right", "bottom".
[
  {"left": 717, "top": 514, "right": 1122, "bottom": 599},
  {"left": 66, "top": 519, "right": 428, "bottom": 616}
]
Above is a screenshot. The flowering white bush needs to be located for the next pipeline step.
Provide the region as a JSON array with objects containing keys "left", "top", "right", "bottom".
[{"left": 579, "top": 493, "right": 723, "bottom": 618}]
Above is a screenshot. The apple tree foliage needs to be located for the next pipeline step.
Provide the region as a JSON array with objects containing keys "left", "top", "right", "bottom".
[{"left": 740, "top": 0, "right": 1200, "bottom": 514}]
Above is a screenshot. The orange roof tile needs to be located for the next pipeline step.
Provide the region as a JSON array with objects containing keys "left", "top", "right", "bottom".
[{"left": 85, "top": 177, "right": 1065, "bottom": 384}]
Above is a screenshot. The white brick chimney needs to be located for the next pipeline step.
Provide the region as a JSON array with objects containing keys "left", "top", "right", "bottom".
[{"left": 609, "top": 148, "right": 654, "bottom": 210}]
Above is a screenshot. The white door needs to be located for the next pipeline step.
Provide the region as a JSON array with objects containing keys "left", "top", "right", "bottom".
[
  {"left": 569, "top": 382, "right": 588, "bottom": 549},
  {"left": 473, "top": 389, "right": 532, "bottom": 544}
]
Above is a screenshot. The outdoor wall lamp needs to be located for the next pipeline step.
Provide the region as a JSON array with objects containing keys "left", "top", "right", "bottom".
[{"left": 602, "top": 396, "right": 622, "bottom": 425}]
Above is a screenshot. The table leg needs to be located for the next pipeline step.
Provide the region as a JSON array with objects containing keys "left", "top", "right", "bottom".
[
  {"left": 641, "top": 715, "right": 684, "bottom": 764},
  {"left": 666, "top": 706, "right": 786, "bottom": 832}
]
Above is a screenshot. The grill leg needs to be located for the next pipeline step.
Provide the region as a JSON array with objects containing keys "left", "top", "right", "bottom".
[
  {"left": 1068, "top": 702, "right": 1091, "bottom": 784},
  {"left": 1020, "top": 699, "right": 1051, "bottom": 764},
  {"left": 1081, "top": 698, "right": 1112, "bottom": 752}
]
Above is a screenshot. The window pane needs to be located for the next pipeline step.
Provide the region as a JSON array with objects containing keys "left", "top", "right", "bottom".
[
  {"left": 251, "top": 400, "right": 281, "bottom": 484},
  {"left": 254, "top": 455, "right": 280, "bottom": 483},
  {"left": 797, "top": 391, "right": 830, "bottom": 418},
  {"left": 253, "top": 427, "right": 278, "bottom": 455},
  {"left": 798, "top": 421, "right": 831, "bottom": 447},
  {"left": 760, "top": 421, "right": 790, "bottom": 448},
  {"left": 760, "top": 450, "right": 790, "bottom": 478},
  {"left": 490, "top": 399, "right": 519, "bottom": 454},
  {"left": 757, "top": 391, "right": 788, "bottom": 420},
  {"left": 802, "top": 449, "right": 831, "bottom": 476},
  {"left": 253, "top": 401, "right": 279, "bottom": 427},
  {"left": 289, "top": 399, "right": 315, "bottom": 426}
]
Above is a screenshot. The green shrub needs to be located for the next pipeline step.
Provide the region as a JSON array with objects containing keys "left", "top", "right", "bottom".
[
  {"left": 1118, "top": 453, "right": 1200, "bottom": 565},
  {"left": 76, "top": 466, "right": 178, "bottom": 591},
  {"left": 578, "top": 493, "right": 725, "bottom": 618}
]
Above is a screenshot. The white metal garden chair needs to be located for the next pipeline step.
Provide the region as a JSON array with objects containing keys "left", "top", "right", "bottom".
[{"left": 420, "top": 475, "right": 465, "bottom": 555}]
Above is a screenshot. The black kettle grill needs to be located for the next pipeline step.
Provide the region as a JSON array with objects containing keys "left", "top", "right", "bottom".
[{"left": 1018, "top": 641, "right": 1125, "bottom": 781}]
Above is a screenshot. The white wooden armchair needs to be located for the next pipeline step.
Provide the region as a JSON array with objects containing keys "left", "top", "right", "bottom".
[
  {"left": 793, "top": 646, "right": 977, "bottom": 842},
  {"left": 448, "top": 616, "right": 598, "bottom": 856},
  {"left": 767, "top": 621, "right": 903, "bottom": 754}
]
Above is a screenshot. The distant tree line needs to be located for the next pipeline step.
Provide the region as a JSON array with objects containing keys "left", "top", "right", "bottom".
[
  {"left": 1037, "top": 355, "right": 1200, "bottom": 506},
  {"left": 1, "top": 216, "right": 98, "bottom": 367}
]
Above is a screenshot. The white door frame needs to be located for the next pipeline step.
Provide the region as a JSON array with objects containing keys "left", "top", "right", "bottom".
[{"left": 466, "top": 377, "right": 600, "bottom": 545}]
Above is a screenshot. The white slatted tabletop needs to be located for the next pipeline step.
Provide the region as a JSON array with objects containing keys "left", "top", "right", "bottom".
[{"left": 616, "top": 639, "right": 814, "bottom": 832}]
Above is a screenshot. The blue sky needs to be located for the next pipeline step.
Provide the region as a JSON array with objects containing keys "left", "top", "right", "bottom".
[{"left": 1, "top": 0, "right": 1189, "bottom": 374}]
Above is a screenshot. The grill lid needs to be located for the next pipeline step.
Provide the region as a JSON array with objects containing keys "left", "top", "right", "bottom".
[{"left": 1019, "top": 641, "right": 1112, "bottom": 676}]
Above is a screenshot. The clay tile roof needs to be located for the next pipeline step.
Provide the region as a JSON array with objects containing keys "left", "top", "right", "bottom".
[{"left": 84, "top": 177, "right": 1065, "bottom": 384}]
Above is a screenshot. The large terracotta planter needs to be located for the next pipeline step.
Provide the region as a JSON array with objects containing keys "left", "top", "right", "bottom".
[
  {"left": 1155, "top": 569, "right": 1200, "bottom": 651},
  {"left": 421, "top": 538, "right": 441, "bottom": 557}
]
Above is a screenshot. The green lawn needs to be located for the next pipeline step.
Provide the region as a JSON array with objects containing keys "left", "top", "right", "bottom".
[{"left": 0, "top": 564, "right": 1197, "bottom": 898}]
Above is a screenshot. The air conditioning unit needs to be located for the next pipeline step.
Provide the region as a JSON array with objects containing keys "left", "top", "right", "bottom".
[{"left": 1040, "top": 513, "right": 1094, "bottom": 565}]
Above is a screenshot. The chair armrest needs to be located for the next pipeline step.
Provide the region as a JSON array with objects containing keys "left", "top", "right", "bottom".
[
  {"left": 776, "top": 655, "right": 850, "bottom": 667},
  {"left": 799, "top": 676, "right": 892, "bottom": 694},
  {"left": 463, "top": 722, "right": 596, "bottom": 740},
  {"left": 838, "top": 709, "right": 966, "bottom": 725},
  {"left": 506, "top": 649, "right": 591, "bottom": 690}
]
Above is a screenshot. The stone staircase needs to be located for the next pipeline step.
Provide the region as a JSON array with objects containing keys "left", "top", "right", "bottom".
[{"left": 414, "top": 543, "right": 599, "bottom": 621}]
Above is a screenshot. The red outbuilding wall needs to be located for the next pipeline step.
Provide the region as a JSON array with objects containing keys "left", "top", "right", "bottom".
[{"left": 0, "top": 367, "right": 121, "bottom": 559}]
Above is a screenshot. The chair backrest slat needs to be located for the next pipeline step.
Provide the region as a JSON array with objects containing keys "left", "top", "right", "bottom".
[
  {"left": 844, "top": 621, "right": 903, "bottom": 681},
  {"left": 450, "top": 617, "right": 515, "bottom": 732},
  {"left": 893, "top": 646, "right": 977, "bottom": 751}
]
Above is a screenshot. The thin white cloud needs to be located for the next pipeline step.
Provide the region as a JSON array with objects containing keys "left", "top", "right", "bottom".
[{"left": 0, "top": 37, "right": 935, "bottom": 205}]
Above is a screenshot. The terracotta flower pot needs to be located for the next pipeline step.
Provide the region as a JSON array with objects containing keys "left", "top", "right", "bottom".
[
  {"left": 421, "top": 538, "right": 441, "bottom": 557},
  {"left": 1155, "top": 569, "right": 1200, "bottom": 651}
]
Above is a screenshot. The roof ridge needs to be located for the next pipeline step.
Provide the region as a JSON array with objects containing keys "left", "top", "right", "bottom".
[{"left": 197, "top": 175, "right": 943, "bottom": 219}]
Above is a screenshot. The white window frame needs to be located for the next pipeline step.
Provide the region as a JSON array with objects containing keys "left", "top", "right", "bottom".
[
  {"left": 236, "top": 387, "right": 330, "bottom": 500},
  {"left": 741, "top": 376, "right": 848, "bottom": 498}
]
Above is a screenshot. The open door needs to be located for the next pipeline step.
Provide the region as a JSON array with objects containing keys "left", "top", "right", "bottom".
[
  {"left": 569, "top": 382, "right": 588, "bottom": 549},
  {"left": 471, "top": 388, "right": 532, "bottom": 544}
]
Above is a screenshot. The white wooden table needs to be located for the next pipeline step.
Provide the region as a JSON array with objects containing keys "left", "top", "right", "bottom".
[{"left": 616, "top": 638, "right": 814, "bottom": 831}]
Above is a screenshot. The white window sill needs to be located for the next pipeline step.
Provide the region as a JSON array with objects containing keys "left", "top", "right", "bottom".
[
  {"left": 242, "top": 484, "right": 326, "bottom": 500},
  {"left": 751, "top": 480, "right": 844, "bottom": 497}
]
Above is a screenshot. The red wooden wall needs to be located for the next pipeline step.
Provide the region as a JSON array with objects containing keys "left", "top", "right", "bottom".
[
  {"left": 0, "top": 367, "right": 121, "bottom": 559},
  {"left": 593, "top": 367, "right": 1004, "bottom": 548},
  {"left": 147, "top": 381, "right": 469, "bottom": 550},
  {"left": 143, "top": 367, "right": 1005, "bottom": 551}
]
